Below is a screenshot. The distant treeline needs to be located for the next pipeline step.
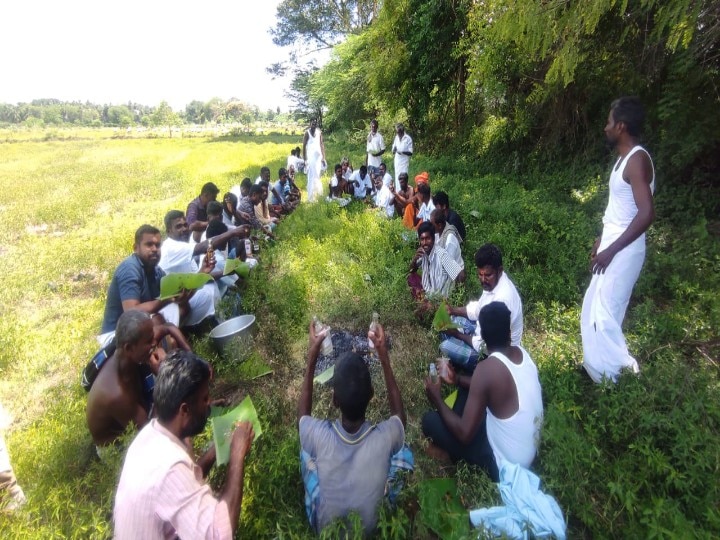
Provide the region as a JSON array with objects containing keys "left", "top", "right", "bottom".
[{"left": 0, "top": 98, "right": 285, "bottom": 128}]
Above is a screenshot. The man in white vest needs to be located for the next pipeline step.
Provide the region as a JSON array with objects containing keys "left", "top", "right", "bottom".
[{"left": 581, "top": 96, "right": 655, "bottom": 383}]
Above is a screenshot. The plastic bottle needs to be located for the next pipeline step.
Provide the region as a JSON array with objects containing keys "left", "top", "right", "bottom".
[
  {"left": 313, "top": 315, "right": 333, "bottom": 356},
  {"left": 429, "top": 362, "right": 438, "bottom": 384},
  {"left": 368, "top": 312, "right": 379, "bottom": 351},
  {"left": 438, "top": 356, "right": 450, "bottom": 380}
]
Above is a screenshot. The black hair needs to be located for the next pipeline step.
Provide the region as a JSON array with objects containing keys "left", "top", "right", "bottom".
[
  {"left": 153, "top": 350, "right": 211, "bottom": 422},
  {"left": 164, "top": 210, "right": 185, "bottom": 232},
  {"left": 206, "top": 220, "right": 228, "bottom": 239},
  {"left": 433, "top": 191, "right": 449, "bottom": 207},
  {"left": 201, "top": 182, "right": 219, "bottom": 196},
  {"left": 610, "top": 96, "right": 645, "bottom": 137},
  {"left": 474, "top": 243, "right": 503, "bottom": 270},
  {"left": 431, "top": 208, "right": 446, "bottom": 226},
  {"left": 259, "top": 180, "right": 270, "bottom": 189},
  {"left": 260, "top": 166, "right": 270, "bottom": 175},
  {"left": 134, "top": 224, "right": 160, "bottom": 245},
  {"left": 359, "top": 165, "right": 367, "bottom": 174},
  {"left": 333, "top": 352, "right": 372, "bottom": 422},
  {"left": 240, "top": 177, "right": 253, "bottom": 190},
  {"left": 249, "top": 184, "right": 264, "bottom": 196},
  {"left": 223, "top": 192, "right": 238, "bottom": 208},
  {"left": 479, "top": 301, "right": 512, "bottom": 349},
  {"left": 206, "top": 200, "right": 223, "bottom": 217},
  {"left": 334, "top": 163, "right": 342, "bottom": 172},
  {"left": 278, "top": 167, "right": 287, "bottom": 177},
  {"left": 417, "top": 221, "right": 435, "bottom": 238},
  {"left": 116, "top": 310, "right": 151, "bottom": 348}
]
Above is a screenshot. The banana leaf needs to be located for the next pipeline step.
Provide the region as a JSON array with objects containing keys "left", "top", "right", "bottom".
[
  {"left": 432, "top": 302, "right": 462, "bottom": 331},
  {"left": 223, "top": 259, "right": 250, "bottom": 278},
  {"left": 158, "top": 273, "right": 213, "bottom": 300},
  {"left": 210, "top": 396, "right": 263, "bottom": 466}
]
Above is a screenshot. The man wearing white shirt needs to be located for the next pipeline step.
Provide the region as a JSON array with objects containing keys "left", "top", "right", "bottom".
[
  {"left": 366, "top": 119, "right": 386, "bottom": 176},
  {"left": 391, "top": 123, "right": 413, "bottom": 191},
  {"left": 415, "top": 183, "right": 435, "bottom": 225},
  {"left": 431, "top": 209, "right": 462, "bottom": 267},
  {"left": 377, "top": 162, "right": 393, "bottom": 188},
  {"left": 350, "top": 165, "right": 372, "bottom": 198},
  {"left": 159, "top": 210, "right": 246, "bottom": 328},
  {"left": 440, "top": 244, "right": 523, "bottom": 370},
  {"left": 373, "top": 174, "right": 395, "bottom": 218}
]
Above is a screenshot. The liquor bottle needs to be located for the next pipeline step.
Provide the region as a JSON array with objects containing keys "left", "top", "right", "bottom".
[
  {"left": 429, "top": 363, "right": 438, "bottom": 384},
  {"left": 313, "top": 316, "right": 333, "bottom": 356},
  {"left": 368, "top": 312, "right": 379, "bottom": 351}
]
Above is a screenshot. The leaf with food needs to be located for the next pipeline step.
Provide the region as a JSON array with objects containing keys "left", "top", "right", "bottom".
[
  {"left": 224, "top": 258, "right": 250, "bottom": 278},
  {"left": 158, "top": 273, "right": 213, "bottom": 300},
  {"left": 211, "top": 396, "right": 262, "bottom": 466},
  {"left": 432, "top": 302, "right": 462, "bottom": 331}
]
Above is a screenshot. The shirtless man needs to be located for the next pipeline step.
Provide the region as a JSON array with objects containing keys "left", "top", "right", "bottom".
[
  {"left": 87, "top": 310, "right": 159, "bottom": 447},
  {"left": 390, "top": 172, "right": 414, "bottom": 217}
]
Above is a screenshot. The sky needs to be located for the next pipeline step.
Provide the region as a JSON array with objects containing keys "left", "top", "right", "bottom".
[{"left": 1, "top": 0, "right": 300, "bottom": 112}]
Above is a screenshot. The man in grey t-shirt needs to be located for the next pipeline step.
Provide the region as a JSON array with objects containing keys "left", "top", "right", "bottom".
[{"left": 298, "top": 321, "right": 413, "bottom": 535}]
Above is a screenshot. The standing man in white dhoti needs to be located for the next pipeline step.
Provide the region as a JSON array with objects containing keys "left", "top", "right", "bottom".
[
  {"left": 391, "top": 123, "right": 413, "bottom": 192},
  {"left": 302, "top": 118, "right": 326, "bottom": 202},
  {"left": 581, "top": 96, "right": 655, "bottom": 383}
]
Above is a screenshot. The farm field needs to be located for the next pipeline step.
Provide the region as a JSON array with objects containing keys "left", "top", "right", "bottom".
[{"left": 0, "top": 130, "right": 718, "bottom": 538}]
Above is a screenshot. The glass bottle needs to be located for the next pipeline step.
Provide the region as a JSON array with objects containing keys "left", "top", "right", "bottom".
[
  {"left": 368, "top": 312, "right": 379, "bottom": 351},
  {"left": 313, "top": 316, "right": 333, "bottom": 356}
]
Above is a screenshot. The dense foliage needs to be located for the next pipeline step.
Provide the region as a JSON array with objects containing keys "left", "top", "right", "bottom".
[{"left": 282, "top": 0, "right": 719, "bottom": 189}]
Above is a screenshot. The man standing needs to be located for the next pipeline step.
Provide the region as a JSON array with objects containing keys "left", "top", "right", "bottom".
[
  {"left": 391, "top": 123, "right": 413, "bottom": 192},
  {"left": 186, "top": 182, "right": 220, "bottom": 243},
  {"left": 298, "top": 321, "right": 412, "bottom": 535},
  {"left": 114, "top": 350, "right": 255, "bottom": 539},
  {"left": 440, "top": 243, "right": 522, "bottom": 371},
  {"left": 366, "top": 119, "right": 385, "bottom": 177},
  {"left": 581, "top": 97, "right": 655, "bottom": 383},
  {"left": 408, "top": 222, "right": 465, "bottom": 301},
  {"left": 303, "top": 118, "right": 326, "bottom": 202},
  {"left": 422, "top": 302, "right": 543, "bottom": 481}
]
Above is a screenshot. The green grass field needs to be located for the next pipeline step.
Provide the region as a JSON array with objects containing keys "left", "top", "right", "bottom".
[{"left": 0, "top": 129, "right": 718, "bottom": 538}]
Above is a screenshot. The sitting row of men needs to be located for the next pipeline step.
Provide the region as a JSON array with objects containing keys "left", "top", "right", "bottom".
[{"left": 85, "top": 158, "right": 535, "bottom": 538}]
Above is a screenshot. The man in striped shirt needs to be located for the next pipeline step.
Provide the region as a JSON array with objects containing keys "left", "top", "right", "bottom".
[{"left": 408, "top": 222, "right": 466, "bottom": 302}]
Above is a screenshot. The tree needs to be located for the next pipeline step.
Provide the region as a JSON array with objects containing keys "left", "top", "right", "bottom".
[{"left": 150, "top": 101, "right": 181, "bottom": 136}]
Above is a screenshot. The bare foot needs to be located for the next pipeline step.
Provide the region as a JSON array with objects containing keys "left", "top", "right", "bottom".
[{"left": 425, "top": 442, "right": 451, "bottom": 463}]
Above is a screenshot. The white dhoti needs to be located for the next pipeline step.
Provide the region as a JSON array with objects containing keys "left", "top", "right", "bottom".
[
  {"left": 581, "top": 227, "right": 645, "bottom": 383},
  {"left": 184, "top": 282, "right": 218, "bottom": 326},
  {"left": 306, "top": 155, "right": 323, "bottom": 203}
]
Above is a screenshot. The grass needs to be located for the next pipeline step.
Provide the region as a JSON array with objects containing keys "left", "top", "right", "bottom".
[{"left": 0, "top": 129, "right": 718, "bottom": 538}]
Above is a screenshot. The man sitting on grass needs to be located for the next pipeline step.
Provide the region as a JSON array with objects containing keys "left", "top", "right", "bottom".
[
  {"left": 114, "top": 350, "right": 255, "bottom": 540},
  {"left": 408, "top": 222, "right": 465, "bottom": 304},
  {"left": 298, "top": 321, "right": 413, "bottom": 536},
  {"left": 87, "top": 310, "right": 189, "bottom": 450},
  {"left": 439, "top": 243, "right": 522, "bottom": 371},
  {"left": 100, "top": 225, "right": 204, "bottom": 343},
  {"left": 186, "top": 182, "right": 220, "bottom": 243},
  {"left": 422, "top": 302, "right": 543, "bottom": 481}
]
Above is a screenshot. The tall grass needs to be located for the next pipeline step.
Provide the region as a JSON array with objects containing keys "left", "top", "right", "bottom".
[{"left": 0, "top": 130, "right": 718, "bottom": 538}]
